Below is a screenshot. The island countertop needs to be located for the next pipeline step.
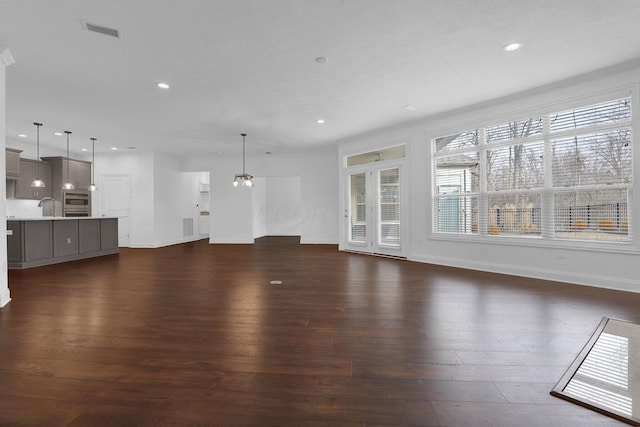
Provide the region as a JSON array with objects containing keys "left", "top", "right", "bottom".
[{"left": 7, "top": 217, "right": 119, "bottom": 269}]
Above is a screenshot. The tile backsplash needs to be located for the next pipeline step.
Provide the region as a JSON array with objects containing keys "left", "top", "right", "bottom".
[{"left": 6, "top": 199, "right": 43, "bottom": 218}]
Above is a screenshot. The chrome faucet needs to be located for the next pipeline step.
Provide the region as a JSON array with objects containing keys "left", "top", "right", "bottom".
[{"left": 38, "top": 197, "right": 56, "bottom": 217}]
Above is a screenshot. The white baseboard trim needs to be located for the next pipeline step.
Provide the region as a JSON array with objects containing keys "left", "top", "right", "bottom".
[
  {"left": 129, "top": 236, "right": 204, "bottom": 248},
  {"left": 128, "top": 243, "right": 154, "bottom": 248},
  {"left": 208, "top": 237, "right": 253, "bottom": 244},
  {"left": 0, "top": 288, "right": 11, "bottom": 308},
  {"left": 410, "top": 254, "right": 640, "bottom": 294},
  {"left": 300, "top": 238, "right": 338, "bottom": 244}
]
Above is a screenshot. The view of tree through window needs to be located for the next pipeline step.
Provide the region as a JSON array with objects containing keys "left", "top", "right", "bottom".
[{"left": 433, "top": 96, "right": 632, "bottom": 243}]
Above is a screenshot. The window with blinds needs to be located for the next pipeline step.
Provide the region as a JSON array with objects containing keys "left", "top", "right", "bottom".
[
  {"left": 433, "top": 96, "right": 633, "bottom": 243},
  {"left": 349, "top": 173, "right": 367, "bottom": 243},
  {"left": 379, "top": 168, "right": 400, "bottom": 246}
]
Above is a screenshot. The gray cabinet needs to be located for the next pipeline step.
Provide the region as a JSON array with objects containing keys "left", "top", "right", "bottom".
[
  {"left": 41, "top": 157, "right": 92, "bottom": 191},
  {"left": 24, "top": 221, "right": 53, "bottom": 262},
  {"left": 79, "top": 219, "right": 100, "bottom": 253},
  {"left": 15, "top": 159, "right": 52, "bottom": 199},
  {"left": 7, "top": 220, "right": 54, "bottom": 264},
  {"left": 7, "top": 218, "right": 119, "bottom": 269},
  {"left": 6, "top": 148, "right": 21, "bottom": 179},
  {"left": 6, "top": 221, "right": 23, "bottom": 264},
  {"left": 53, "top": 220, "right": 78, "bottom": 258},
  {"left": 72, "top": 161, "right": 92, "bottom": 189},
  {"left": 100, "top": 218, "right": 118, "bottom": 250}
]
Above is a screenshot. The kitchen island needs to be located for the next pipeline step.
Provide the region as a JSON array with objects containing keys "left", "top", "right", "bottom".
[{"left": 7, "top": 217, "right": 119, "bottom": 269}]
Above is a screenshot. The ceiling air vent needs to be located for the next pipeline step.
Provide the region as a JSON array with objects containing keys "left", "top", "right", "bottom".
[{"left": 82, "top": 21, "right": 120, "bottom": 39}]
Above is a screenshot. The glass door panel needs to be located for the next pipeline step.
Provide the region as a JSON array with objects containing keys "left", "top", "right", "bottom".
[
  {"left": 378, "top": 168, "right": 400, "bottom": 247},
  {"left": 349, "top": 172, "right": 367, "bottom": 244}
]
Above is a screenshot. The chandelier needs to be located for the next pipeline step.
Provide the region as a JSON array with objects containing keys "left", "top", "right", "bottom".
[{"left": 232, "top": 133, "right": 253, "bottom": 187}]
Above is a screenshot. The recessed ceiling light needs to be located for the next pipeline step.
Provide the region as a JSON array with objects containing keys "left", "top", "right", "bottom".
[
  {"left": 17, "top": 133, "right": 27, "bottom": 138},
  {"left": 110, "top": 147, "right": 118, "bottom": 150},
  {"left": 157, "top": 82, "right": 170, "bottom": 89},
  {"left": 401, "top": 104, "right": 417, "bottom": 112},
  {"left": 315, "top": 56, "right": 329, "bottom": 64},
  {"left": 54, "top": 132, "right": 63, "bottom": 136},
  {"left": 81, "top": 148, "right": 89, "bottom": 152},
  {"left": 316, "top": 119, "right": 325, "bottom": 124},
  {"left": 503, "top": 42, "right": 522, "bottom": 52}
]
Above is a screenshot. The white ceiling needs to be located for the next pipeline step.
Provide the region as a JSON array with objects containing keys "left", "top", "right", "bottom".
[{"left": 2, "top": 0, "right": 640, "bottom": 157}]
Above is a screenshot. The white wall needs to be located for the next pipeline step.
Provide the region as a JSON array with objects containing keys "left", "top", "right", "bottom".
[
  {"left": 94, "top": 150, "right": 155, "bottom": 247},
  {"left": 253, "top": 176, "right": 301, "bottom": 238},
  {"left": 94, "top": 150, "right": 204, "bottom": 248},
  {"left": 6, "top": 199, "right": 40, "bottom": 218},
  {"left": 179, "top": 171, "right": 202, "bottom": 238},
  {"left": 208, "top": 159, "right": 257, "bottom": 243},
  {"left": 339, "top": 60, "right": 640, "bottom": 293},
  {"left": 96, "top": 145, "right": 337, "bottom": 247},
  {"left": 0, "top": 47, "right": 13, "bottom": 307},
  {"left": 251, "top": 177, "right": 267, "bottom": 239},
  {"left": 276, "top": 150, "right": 338, "bottom": 244},
  {"left": 154, "top": 152, "right": 186, "bottom": 246},
  {"left": 185, "top": 145, "right": 339, "bottom": 244}
]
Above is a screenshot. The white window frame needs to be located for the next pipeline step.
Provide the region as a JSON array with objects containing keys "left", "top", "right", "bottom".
[{"left": 430, "top": 88, "right": 639, "bottom": 254}]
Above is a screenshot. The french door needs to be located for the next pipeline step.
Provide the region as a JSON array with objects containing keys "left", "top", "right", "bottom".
[{"left": 344, "top": 165, "right": 404, "bottom": 256}]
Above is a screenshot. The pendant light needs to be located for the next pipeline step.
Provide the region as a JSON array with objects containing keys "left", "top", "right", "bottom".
[
  {"left": 62, "top": 131, "right": 74, "bottom": 190},
  {"left": 232, "top": 133, "right": 254, "bottom": 187},
  {"left": 88, "top": 138, "right": 97, "bottom": 191},
  {"left": 30, "top": 122, "right": 45, "bottom": 188}
]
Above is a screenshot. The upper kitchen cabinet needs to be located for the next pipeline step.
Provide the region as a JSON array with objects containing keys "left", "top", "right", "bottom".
[
  {"left": 40, "top": 157, "right": 92, "bottom": 191},
  {"left": 6, "top": 148, "right": 22, "bottom": 179},
  {"left": 15, "top": 159, "right": 52, "bottom": 199}
]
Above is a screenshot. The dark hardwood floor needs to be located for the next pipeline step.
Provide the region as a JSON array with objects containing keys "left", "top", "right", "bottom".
[{"left": 1, "top": 237, "right": 638, "bottom": 426}]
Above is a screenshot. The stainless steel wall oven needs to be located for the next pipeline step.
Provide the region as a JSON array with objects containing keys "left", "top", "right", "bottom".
[{"left": 63, "top": 191, "right": 91, "bottom": 217}]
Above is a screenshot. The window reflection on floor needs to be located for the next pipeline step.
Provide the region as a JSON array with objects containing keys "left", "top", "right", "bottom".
[{"left": 553, "top": 318, "right": 639, "bottom": 424}]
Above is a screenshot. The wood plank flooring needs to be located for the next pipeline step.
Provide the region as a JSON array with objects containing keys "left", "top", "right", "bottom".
[{"left": 1, "top": 237, "right": 639, "bottom": 426}]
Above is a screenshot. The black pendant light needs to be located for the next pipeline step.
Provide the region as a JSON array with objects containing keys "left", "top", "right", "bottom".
[
  {"left": 30, "top": 122, "right": 45, "bottom": 188},
  {"left": 88, "top": 138, "right": 97, "bottom": 191},
  {"left": 62, "top": 131, "right": 74, "bottom": 190}
]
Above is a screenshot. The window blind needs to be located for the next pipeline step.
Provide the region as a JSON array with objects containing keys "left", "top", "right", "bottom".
[
  {"left": 435, "top": 130, "right": 480, "bottom": 154},
  {"left": 486, "top": 117, "right": 543, "bottom": 144},
  {"left": 550, "top": 99, "right": 631, "bottom": 133},
  {"left": 379, "top": 168, "right": 400, "bottom": 246},
  {"left": 349, "top": 173, "right": 366, "bottom": 243}
]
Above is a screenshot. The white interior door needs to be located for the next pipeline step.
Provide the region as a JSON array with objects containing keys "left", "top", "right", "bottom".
[
  {"left": 344, "top": 164, "right": 404, "bottom": 256},
  {"left": 99, "top": 174, "right": 131, "bottom": 247}
]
